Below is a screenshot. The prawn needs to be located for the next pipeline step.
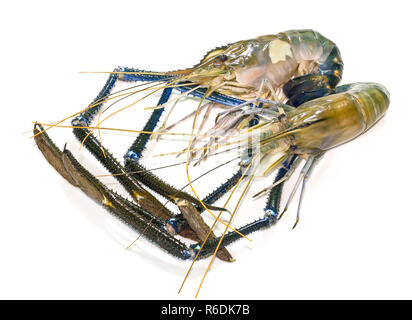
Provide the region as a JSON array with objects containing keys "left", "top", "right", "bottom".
[{"left": 32, "top": 29, "right": 389, "bottom": 296}]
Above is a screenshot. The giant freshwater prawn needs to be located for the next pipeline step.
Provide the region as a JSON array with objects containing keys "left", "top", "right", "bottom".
[{"left": 32, "top": 29, "right": 389, "bottom": 296}]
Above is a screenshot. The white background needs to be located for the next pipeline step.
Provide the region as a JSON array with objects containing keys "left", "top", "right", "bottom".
[{"left": 2, "top": 0, "right": 412, "bottom": 299}]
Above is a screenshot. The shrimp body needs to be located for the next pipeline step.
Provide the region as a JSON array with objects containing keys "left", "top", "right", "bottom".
[
  {"left": 289, "top": 82, "right": 389, "bottom": 153},
  {"left": 176, "top": 30, "right": 343, "bottom": 104},
  {"left": 254, "top": 82, "right": 389, "bottom": 168}
]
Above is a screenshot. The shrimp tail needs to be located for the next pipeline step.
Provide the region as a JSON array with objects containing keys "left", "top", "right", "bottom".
[{"left": 283, "top": 74, "right": 335, "bottom": 106}]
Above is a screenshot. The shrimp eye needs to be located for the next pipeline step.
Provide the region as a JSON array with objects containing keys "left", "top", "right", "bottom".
[
  {"left": 219, "top": 54, "right": 228, "bottom": 62},
  {"left": 212, "top": 54, "right": 228, "bottom": 68}
]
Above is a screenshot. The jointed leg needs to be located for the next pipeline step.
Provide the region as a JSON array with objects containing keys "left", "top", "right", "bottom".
[
  {"left": 291, "top": 153, "right": 324, "bottom": 228},
  {"left": 278, "top": 156, "right": 315, "bottom": 220},
  {"left": 277, "top": 153, "right": 324, "bottom": 228},
  {"left": 71, "top": 68, "right": 176, "bottom": 219},
  {"left": 34, "top": 124, "right": 191, "bottom": 259},
  {"left": 264, "top": 155, "right": 298, "bottom": 222},
  {"left": 72, "top": 68, "right": 243, "bottom": 254},
  {"left": 37, "top": 66, "right": 317, "bottom": 261},
  {"left": 165, "top": 169, "right": 243, "bottom": 234},
  {"left": 73, "top": 127, "right": 174, "bottom": 220},
  {"left": 126, "top": 87, "right": 173, "bottom": 161}
]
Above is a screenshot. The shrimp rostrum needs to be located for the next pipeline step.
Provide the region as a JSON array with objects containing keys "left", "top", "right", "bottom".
[{"left": 33, "top": 29, "right": 389, "bottom": 262}]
